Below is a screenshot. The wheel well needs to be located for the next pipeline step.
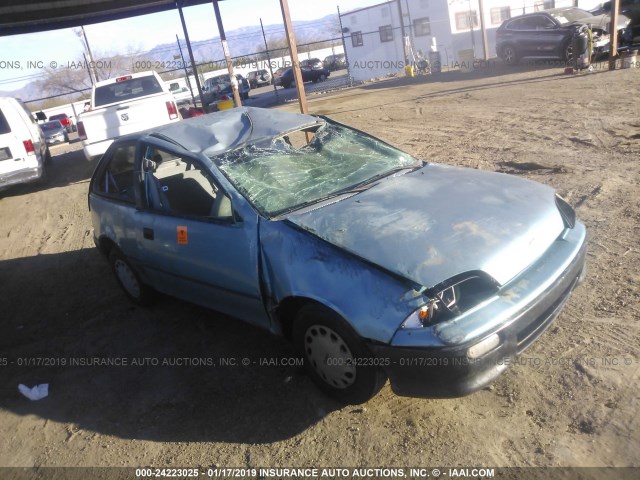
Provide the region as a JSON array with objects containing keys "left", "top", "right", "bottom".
[
  {"left": 500, "top": 43, "right": 515, "bottom": 55},
  {"left": 97, "top": 236, "right": 118, "bottom": 257},
  {"left": 276, "top": 297, "right": 326, "bottom": 341}
]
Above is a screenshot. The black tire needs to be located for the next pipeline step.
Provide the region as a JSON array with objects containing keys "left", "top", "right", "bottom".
[
  {"left": 501, "top": 45, "right": 519, "bottom": 65},
  {"left": 293, "top": 304, "right": 386, "bottom": 404},
  {"left": 319, "top": 74, "right": 326, "bottom": 82},
  {"left": 109, "top": 249, "right": 151, "bottom": 305},
  {"left": 44, "top": 147, "right": 52, "bottom": 165}
]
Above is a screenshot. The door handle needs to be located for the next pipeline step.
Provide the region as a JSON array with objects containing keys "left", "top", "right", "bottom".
[{"left": 143, "top": 227, "right": 154, "bottom": 240}]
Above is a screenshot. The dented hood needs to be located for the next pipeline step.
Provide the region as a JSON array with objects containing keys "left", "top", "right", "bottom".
[{"left": 286, "top": 164, "right": 565, "bottom": 288}]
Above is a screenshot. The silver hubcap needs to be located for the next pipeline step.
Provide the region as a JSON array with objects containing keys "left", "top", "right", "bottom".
[
  {"left": 505, "top": 48, "right": 514, "bottom": 63},
  {"left": 114, "top": 259, "right": 141, "bottom": 298},
  {"left": 304, "top": 325, "right": 356, "bottom": 389}
]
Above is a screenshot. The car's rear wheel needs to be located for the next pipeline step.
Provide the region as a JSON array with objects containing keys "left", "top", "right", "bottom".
[
  {"left": 293, "top": 304, "right": 386, "bottom": 404},
  {"left": 318, "top": 74, "right": 326, "bottom": 82},
  {"left": 109, "top": 249, "right": 151, "bottom": 305},
  {"left": 501, "top": 45, "right": 519, "bottom": 65}
]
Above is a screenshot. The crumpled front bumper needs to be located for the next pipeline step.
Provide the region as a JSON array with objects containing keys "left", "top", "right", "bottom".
[{"left": 370, "top": 222, "right": 587, "bottom": 398}]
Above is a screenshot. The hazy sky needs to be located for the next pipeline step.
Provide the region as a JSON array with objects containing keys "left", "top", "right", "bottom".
[{"left": 0, "top": 0, "right": 381, "bottom": 91}]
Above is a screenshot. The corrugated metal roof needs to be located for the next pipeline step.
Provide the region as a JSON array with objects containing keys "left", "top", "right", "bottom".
[{"left": 0, "top": 0, "right": 219, "bottom": 36}]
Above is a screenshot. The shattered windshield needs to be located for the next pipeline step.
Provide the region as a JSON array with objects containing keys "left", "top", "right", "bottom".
[{"left": 214, "top": 123, "right": 420, "bottom": 217}]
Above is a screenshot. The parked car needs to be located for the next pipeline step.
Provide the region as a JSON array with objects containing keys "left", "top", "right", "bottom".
[
  {"left": 0, "top": 97, "right": 50, "bottom": 189},
  {"left": 247, "top": 69, "right": 272, "bottom": 88},
  {"left": 274, "top": 65, "right": 330, "bottom": 89},
  {"left": 49, "top": 112, "right": 76, "bottom": 133},
  {"left": 300, "top": 58, "right": 323, "bottom": 69},
  {"left": 496, "top": 8, "right": 631, "bottom": 64},
  {"left": 323, "top": 54, "right": 347, "bottom": 71},
  {"left": 202, "top": 74, "right": 250, "bottom": 108},
  {"left": 89, "top": 107, "right": 586, "bottom": 404},
  {"left": 77, "top": 71, "right": 180, "bottom": 161},
  {"left": 41, "top": 120, "right": 69, "bottom": 145},
  {"left": 166, "top": 80, "right": 194, "bottom": 105}
]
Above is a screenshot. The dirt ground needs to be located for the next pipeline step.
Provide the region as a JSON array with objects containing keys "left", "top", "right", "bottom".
[{"left": 0, "top": 62, "right": 638, "bottom": 472}]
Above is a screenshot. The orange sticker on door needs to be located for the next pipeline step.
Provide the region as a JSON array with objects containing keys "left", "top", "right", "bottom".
[{"left": 177, "top": 226, "right": 188, "bottom": 244}]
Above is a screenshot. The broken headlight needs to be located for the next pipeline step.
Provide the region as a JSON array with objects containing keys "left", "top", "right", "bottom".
[{"left": 401, "top": 274, "right": 499, "bottom": 329}]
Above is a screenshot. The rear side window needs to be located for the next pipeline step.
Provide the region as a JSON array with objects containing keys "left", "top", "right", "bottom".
[
  {"left": 0, "top": 109, "right": 10, "bottom": 134},
  {"left": 94, "top": 75, "right": 163, "bottom": 107},
  {"left": 94, "top": 143, "right": 137, "bottom": 203}
]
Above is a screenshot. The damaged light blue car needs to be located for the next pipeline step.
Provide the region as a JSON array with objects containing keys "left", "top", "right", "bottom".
[{"left": 89, "top": 107, "right": 586, "bottom": 404}]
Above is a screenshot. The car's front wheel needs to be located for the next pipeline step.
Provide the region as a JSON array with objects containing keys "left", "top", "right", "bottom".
[
  {"left": 293, "top": 304, "right": 386, "bottom": 404},
  {"left": 564, "top": 42, "right": 573, "bottom": 65},
  {"left": 109, "top": 249, "right": 151, "bottom": 304},
  {"left": 501, "top": 45, "right": 519, "bottom": 65}
]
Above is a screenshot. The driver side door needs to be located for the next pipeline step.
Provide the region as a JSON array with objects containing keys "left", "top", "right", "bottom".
[{"left": 134, "top": 140, "right": 269, "bottom": 329}]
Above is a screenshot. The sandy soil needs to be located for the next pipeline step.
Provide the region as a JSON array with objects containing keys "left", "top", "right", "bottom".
[{"left": 0, "top": 62, "right": 638, "bottom": 472}]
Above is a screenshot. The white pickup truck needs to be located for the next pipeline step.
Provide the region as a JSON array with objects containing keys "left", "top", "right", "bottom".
[{"left": 77, "top": 71, "right": 180, "bottom": 161}]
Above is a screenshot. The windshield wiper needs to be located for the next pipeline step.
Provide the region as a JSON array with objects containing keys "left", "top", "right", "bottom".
[
  {"left": 273, "top": 162, "right": 424, "bottom": 218},
  {"left": 340, "top": 163, "right": 424, "bottom": 194}
]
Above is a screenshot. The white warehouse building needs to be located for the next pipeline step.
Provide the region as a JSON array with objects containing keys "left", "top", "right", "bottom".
[{"left": 340, "top": 0, "right": 603, "bottom": 81}]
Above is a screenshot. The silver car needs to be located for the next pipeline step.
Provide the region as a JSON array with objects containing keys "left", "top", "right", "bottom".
[
  {"left": 89, "top": 107, "right": 586, "bottom": 404},
  {"left": 41, "top": 120, "right": 69, "bottom": 145}
]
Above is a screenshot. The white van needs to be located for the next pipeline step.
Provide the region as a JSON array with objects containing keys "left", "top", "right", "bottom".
[{"left": 0, "top": 97, "right": 50, "bottom": 189}]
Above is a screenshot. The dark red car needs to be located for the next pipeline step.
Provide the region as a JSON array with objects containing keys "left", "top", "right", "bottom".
[{"left": 49, "top": 113, "right": 76, "bottom": 133}]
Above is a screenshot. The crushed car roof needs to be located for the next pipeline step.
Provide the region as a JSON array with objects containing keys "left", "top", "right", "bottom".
[{"left": 149, "top": 107, "right": 324, "bottom": 157}]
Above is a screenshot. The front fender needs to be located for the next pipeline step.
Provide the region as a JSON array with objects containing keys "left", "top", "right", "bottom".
[{"left": 258, "top": 219, "right": 425, "bottom": 343}]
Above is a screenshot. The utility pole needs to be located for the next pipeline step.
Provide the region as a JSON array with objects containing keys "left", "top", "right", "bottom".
[
  {"left": 82, "top": 52, "right": 95, "bottom": 86},
  {"left": 478, "top": 0, "right": 489, "bottom": 61},
  {"left": 396, "top": 0, "right": 409, "bottom": 65},
  {"left": 212, "top": 0, "right": 242, "bottom": 107},
  {"left": 176, "top": 34, "right": 197, "bottom": 105},
  {"left": 177, "top": 1, "right": 204, "bottom": 108},
  {"left": 75, "top": 26, "right": 98, "bottom": 83},
  {"left": 468, "top": 1, "right": 476, "bottom": 56},
  {"left": 279, "top": 0, "right": 309, "bottom": 115},
  {"left": 260, "top": 18, "right": 279, "bottom": 100},
  {"left": 337, "top": 6, "right": 352, "bottom": 87},
  {"left": 608, "top": 0, "right": 620, "bottom": 70}
]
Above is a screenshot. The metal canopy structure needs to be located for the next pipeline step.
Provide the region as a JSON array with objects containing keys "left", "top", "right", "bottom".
[
  {"left": 0, "top": 0, "right": 213, "bottom": 37},
  {"left": 0, "top": 0, "right": 310, "bottom": 112}
]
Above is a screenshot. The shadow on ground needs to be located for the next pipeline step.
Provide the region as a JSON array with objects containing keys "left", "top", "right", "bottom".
[{"left": 0, "top": 249, "right": 339, "bottom": 443}]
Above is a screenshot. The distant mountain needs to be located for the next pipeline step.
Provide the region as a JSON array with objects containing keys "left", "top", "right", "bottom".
[
  {"left": 150, "top": 14, "right": 340, "bottom": 63},
  {"left": 0, "top": 14, "right": 341, "bottom": 104}
]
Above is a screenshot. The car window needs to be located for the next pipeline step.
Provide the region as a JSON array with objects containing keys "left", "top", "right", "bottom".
[
  {"left": 41, "top": 121, "right": 62, "bottom": 131},
  {"left": 94, "top": 75, "right": 163, "bottom": 107},
  {"left": 94, "top": 143, "right": 137, "bottom": 204},
  {"left": 506, "top": 18, "right": 527, "bottom": 30},
  {"left": 141, "top": 146, "right": 232, "bottom": 220},
  {"left": 525, "top": 16, "right": 556, "bottom": 29},
  {"left": 0, "top": 108, "right": 10, "bottom": 134}
]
